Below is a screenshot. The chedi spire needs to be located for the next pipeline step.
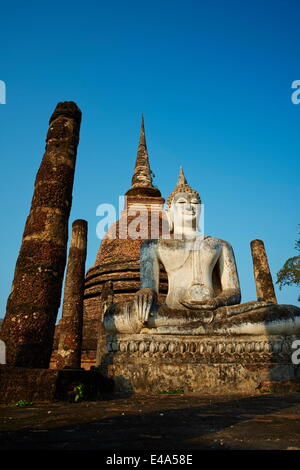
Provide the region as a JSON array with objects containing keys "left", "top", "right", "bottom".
[
  {"left": 126, "top": 115, "right": 161, "bottom": 198},
  {"left": 131, "top": 114, "right": 153, "bottom": 188}
]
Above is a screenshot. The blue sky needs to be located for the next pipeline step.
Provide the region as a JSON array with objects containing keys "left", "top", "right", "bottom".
[{"left": 0, "top": 0, "right": 299, "bottom": 319}]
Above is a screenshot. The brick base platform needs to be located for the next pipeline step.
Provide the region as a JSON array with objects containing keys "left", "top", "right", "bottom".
[{"left": 98, "top": 333, "right": 300, "bottom": 394}]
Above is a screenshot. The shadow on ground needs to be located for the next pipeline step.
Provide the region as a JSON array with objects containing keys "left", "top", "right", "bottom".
[{"left": 1, "top": 393, "right": 300, "bottom": 450}]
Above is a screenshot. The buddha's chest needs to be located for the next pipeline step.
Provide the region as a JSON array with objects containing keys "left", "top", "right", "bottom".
[{"left": 158, "top": 238, "right": 221, "bottom": 275}]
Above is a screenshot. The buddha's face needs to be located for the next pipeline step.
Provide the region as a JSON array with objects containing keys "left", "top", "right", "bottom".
[{"left": 169, "top": 192, "right": 201, "bottom": 233}]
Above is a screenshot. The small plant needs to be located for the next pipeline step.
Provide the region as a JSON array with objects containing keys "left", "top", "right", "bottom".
[
  {"left": 16, "top": 400, "right": 34, "bottom": 408},
  {"left": 73, "top": 383, "right": 85, "bottom": 402},
  {"left": 158, "top": 388, "right": 184, "bottom": 395}
]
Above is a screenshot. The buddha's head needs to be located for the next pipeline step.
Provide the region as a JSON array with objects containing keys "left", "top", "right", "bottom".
[{"left": 166, "top": 167, "right": 201, "bottom": 234}]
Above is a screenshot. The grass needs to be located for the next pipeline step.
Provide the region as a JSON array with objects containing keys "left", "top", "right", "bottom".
[
  {"left": 16, "top": 400, "right": 34, "bottom": 408},
  {"left": 157, "top": 388, "right": 184, "bottom": 395}
]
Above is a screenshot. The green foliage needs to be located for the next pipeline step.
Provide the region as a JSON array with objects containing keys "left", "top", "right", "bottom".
[
  {"left": 73, "top": 383, "right": 85, "bottom": 402},
  {"left": 16, "top": 400, "right": 34, "bottom": 408},
  {"left": 157, "top": 388, "right": 184, "bottom": 394},
  {"left": 276, "top": 230, "right": 300, "bottom": 301}
]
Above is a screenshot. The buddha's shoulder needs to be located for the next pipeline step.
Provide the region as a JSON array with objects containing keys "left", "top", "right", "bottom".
[
  {"left": 203, "top": 235, "right": 233, "bottom": 249},
  {"left": 141, "top": 239, "right": 159, "bottom": 249}
]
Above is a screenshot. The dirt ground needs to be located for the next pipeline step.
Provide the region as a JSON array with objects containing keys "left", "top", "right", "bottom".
[{"left": 1, "top": 393, "right": 300, "bottom": 453}]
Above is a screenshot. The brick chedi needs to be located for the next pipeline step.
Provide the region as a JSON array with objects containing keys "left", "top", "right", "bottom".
[
  {"left": 56, "top": 219, "right": 88, "bottom": 369},
  {"left": 1, "top": 102, "right": 82, "bottom": 368},
  {"left": 81, "top": 117, "right": 168, "bottom": 369}
]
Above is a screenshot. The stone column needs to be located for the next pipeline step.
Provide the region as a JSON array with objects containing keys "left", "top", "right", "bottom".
[
  {"left": 1, "top": 102, "right": 82, "bottom": 368},
  {"left": 250, "top": 239, "right": 277, "bottom": 303},
  {"left": 56, "top": 220, "right": 88, "bottom": 369},
  {"left": 95, "top": 281, "right": 114, "bottom": 367}
]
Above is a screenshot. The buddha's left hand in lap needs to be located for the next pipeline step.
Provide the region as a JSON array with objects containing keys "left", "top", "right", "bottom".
[
  {"left": 180, "top": 288, "right": 241, "bottom": 310},
  {"left": 180, "top": 297, "right": 219, "bottom": 310}
]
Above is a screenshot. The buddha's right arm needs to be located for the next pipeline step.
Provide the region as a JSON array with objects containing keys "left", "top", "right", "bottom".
[
  {"left": 103, "top": 241, "right": 160, "bottom": 333},
  {"left": 140, "top": 239, "right": 160, "bottom": 293}
]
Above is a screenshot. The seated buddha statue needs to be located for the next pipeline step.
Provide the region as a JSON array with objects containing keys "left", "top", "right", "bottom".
[{"left": 103, "top": 168, "right": 300, "bottom": 336}]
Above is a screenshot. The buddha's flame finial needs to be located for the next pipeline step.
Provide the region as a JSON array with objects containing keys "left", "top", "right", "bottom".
[
  {"left": 167, "top": 166, "right": 201, "bottom": 207},
  {"left": 177, "top": 166, "right": 187, "bottom": 186},
  {"left": 131, "top": 114, "right": 153, "bottom": 188}
]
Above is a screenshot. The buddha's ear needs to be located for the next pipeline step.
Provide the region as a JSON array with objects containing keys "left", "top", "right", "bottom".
[{"left": 165, "top": 207, "right": 174, "bottom": 233}]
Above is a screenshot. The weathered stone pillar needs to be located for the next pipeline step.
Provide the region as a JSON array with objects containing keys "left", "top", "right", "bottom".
[
  {"left": 95, "top": 281, "right": 114, "bottom": 367},
  {"left": 250, "top": 239, "right": 277, "bottom": 303},
  {"left": 1, "top": 102, "right": 82, "bottom": 368},
  {"left": 56, "top": 220, "right": 88, "bottom": 369}
]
